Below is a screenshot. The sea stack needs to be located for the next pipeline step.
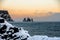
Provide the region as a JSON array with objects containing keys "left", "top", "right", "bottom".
[
  {"left": 0, "top": 10, "right": 13, "bottom": 21},
  {"left": 23, "top": 17, "right": 33, "bottom": 22}
]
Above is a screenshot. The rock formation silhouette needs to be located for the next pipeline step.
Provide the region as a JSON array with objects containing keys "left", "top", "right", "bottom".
[
  {"left": 0, "top": 10, "right": 13, "bottom": 21},
  {"left": 23, "top": 18, "right": 33, "bottom": 22}
]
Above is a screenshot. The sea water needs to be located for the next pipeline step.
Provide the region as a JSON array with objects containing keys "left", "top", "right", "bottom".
[{"left": 11, "top": 22, "right": 60, "bottom": 37}]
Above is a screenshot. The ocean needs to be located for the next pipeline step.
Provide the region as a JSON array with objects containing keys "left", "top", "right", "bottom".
[{"left": 11, "top": 22, "right": 60, "bottom": 37}]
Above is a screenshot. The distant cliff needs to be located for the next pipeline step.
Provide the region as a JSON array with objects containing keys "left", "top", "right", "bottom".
[{"left": 0, "top": 10, "right": 13, "bottom": 21}]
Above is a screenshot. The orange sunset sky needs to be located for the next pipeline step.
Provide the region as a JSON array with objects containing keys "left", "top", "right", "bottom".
[{"left": 0, "top": 0, "right": 60, "bottom": 21}]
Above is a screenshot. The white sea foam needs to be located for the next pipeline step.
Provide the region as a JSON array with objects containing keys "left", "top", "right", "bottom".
[{"left": 27, "top": 35, "right": 60, "bottom": 40}]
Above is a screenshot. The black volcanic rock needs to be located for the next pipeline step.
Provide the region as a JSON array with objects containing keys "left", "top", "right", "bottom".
[
  {"left": 0, "top": 10, "right": 13, "bottom": 21},
  {"left": 23, "top": 18, "right": 33, "bottom": 22}
]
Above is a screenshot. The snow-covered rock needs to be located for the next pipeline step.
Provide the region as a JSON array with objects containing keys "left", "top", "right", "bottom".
[{"left": 0, "top": 18, "right": 30, "bottom": 40}]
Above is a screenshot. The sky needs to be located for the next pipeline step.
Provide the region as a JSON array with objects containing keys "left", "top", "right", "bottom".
[{"left": 0, "top": 0, "right": 60, "bottom": 21}]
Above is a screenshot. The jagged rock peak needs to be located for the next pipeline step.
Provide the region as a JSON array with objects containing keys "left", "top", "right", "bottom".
[{"left": 0, "top": 10, "right": 13, "bottom": 21}]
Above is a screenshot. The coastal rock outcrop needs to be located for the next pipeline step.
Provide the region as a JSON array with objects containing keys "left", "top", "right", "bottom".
[{"left": 0, "top": 10, "right": 13, "bottom": 21}]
